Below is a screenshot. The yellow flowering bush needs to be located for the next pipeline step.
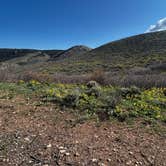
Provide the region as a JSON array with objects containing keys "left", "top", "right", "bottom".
[
  {"left": 115, "top": 88, "right": 166, "bottom": 121},
  {"left": 38, "top": 83, "right": 166, "bottom": 122}
]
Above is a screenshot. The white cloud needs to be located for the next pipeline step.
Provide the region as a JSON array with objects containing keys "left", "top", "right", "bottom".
[{"left": 146, "top": 17, "right": 166, "bottom": 32}]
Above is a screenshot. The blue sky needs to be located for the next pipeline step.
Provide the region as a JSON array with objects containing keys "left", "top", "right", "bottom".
[{"left": 0, "top": 0, "right": 165, "bottom": 49}]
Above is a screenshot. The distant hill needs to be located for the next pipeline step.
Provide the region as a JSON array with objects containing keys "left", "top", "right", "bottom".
[
  {"left": 45, "top": 31, "right": 166, "bottom": 74},
  {"left": 0, "top": 45, "right": 91, "bottom": 63},
  {"left": 84, "top": 30, "right": 166, "bottom": 60},
  {"left": 0, "top": 31, "right": 166, "bottom": 74},
  {"left": 0, "top": 49, "right": 64, "bottom": 62},
  {"left": 0, "top": 49, "right": 37, "bottom": 62},
  {"left": 43, "top": 49, "right": 64, "bottom": 58},
  {"left": 0, "top": 45, "right": 92, "bottom": 74},
  {"left": 84, "top": 31, "right": 166, "bottom": 71},
  {"left": 51, "top": 45, "right": 92, "bottom": 60},
  {"left": 48, "top": 30, "right": 166, "bottom": 65}
]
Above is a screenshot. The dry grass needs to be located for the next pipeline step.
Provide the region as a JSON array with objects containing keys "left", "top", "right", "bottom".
[{"left": 0, "top": 68, "right": 166, "bottom": 88}]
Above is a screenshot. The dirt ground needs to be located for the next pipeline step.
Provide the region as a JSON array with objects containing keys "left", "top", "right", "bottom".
[{"left": 0, "top": 96, "right": 166, "bottom": 166}]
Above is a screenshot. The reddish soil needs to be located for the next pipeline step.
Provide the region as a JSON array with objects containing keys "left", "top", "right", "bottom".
[{"left": 0, "top": 96, "right": 166, "bottom": 166}]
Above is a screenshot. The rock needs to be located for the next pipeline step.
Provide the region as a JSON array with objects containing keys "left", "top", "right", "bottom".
[
  {"left": 65, "top": 152, "right": 70, "bottom": 156},
  {"left": 75, "top": 140, "right": 79, "bottom": 144},
  {"left": 113, "top": 148, "right": 117, "bottom": 152},
  {"left": 24, "top": 137, "right": 30, "bottom": 142},
  {"left": 87, "top": 81, "right": 100, "bottom": 89},
  {"left": 126, "top": 160, "right": 132, "bottom": 165},
  {"left": 99, "top": 163, "right": 106, "bottom": 166},
  {"left": 129, "top": 151, "right": 133, "bottom": 155},
  {"left": 74, "top": 152, "right": 80, "bottom": 157},
  {"left": 107, "top": 158, "right": 111, "bottom": 162},
  {"left": 86, "top": 81, "right": 101, "bottom": 97},
  {"left": 94, "top": 135, "right": 99, "bottom": 138},
  {"left": 58, "top": 146, "right": 65, "bottom": 150},
  {"left": 91, "top": 158, "right": 98, "bottom": 162},
  {"left": 47, "top": 144, "right": 52, "bottom": 148},
  {"left": 60, "top": 149, "right": 66, "bottom": 154}
]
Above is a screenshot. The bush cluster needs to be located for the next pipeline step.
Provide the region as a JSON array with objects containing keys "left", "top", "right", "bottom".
[{"left": 41, "top": 81, "right": 166, "bottom": 122}]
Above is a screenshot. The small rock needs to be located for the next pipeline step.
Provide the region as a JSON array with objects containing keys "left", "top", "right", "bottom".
[
  {"left": 24, "top": 137, "right": 30, "bottom": 142},
  {"left": 60, "top": 149, "right": 66, "bottom": 154},
  {"left": 126, "top": 160, "right": 132, "bottom": 165},
  {"left": 3, "top": 158, "right": 9, "bottom": 162},
  {"left": 113, "top": 148, "right": 117, "bottom": 152},
  {"left": 129, "top": 151, "right": 133, "bottom": 155},
  {"left": 94, "top": 135, "right": 99, "bottom": 138},
  {"left": 99, "top": 163, "right": 106, "bottom": 166},
  {"left": 75, "top": 140, "right": 79, "bottom": 144},
  {"left": 107, "top": 158, "right": 111, "bottom": 162},
  {"left": 139, "top": 161, "right": 143, "bottom": 165},
  {"left": 147, "top": 156, "right": 154, "bottom": 164},
  {"left": 74, "top": 152, "right": 80, "bottom": 157},
  {"left": 59, "top": 146, "right": 64, "bottom": 150},
  {"left": 65, "top": 152, "right": 70, "bottom": 156},
  {"left": 47, "top": 144, "right": 52, "bottom": 148},
  {"left": 92, "top": 158, "right": 98, "bottom": 162}
]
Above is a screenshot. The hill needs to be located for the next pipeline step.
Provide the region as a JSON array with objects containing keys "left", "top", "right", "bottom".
[
  {"left": 0, "top": 49, "right": 38, "bottom": 62},
  {"left": 0, "top": 31, "right": 166, "bottom": 75},
  {"left": 78, "top": 30, "right": 166, "bottom": 68},
  {"left": 46, "top": 31, "right": 166, "bottom": 74},
  {"left": 88, "top": 30, "right": 166, "bottom": 59},
  {"left": 0, "top": 49, "right": 65, "bottom": 62},
  {"left": 0, "top": 45, "right": 92, "bottom": 75},
  {"left": 51, "top": 45, "right": 92, "bottom": 60}
]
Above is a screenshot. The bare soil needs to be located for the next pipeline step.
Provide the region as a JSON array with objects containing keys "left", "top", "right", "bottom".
[{"left": 0, "top": 96, "right": 166, "bottom": 166}]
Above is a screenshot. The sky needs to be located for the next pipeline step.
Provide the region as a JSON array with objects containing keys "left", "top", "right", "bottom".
[{"left": 0, "top": 0, "right": 165, "bottom": 50}]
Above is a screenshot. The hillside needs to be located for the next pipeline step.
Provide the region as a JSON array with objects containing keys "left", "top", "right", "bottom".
[
  {"left": 0, "top": 45, "right": 92, "bottom": 75},
  {"left": 0, "top": 31, "right": 166, "bottom": 75},
  {"left": 44, "top": 31, "right": 166, "bottom": 74},
  {"left": 0, "top": 49, "right": 38, "bottom": 62},
  {"left": 77, "top": 30, "right": 166, "bottom": 69},
  {"left": 88, "top": 30, "right": 166, "bottom": 59},
  {"left": 0, "top": 45, "right": 91, "bottom": 63},
  {"left": 0, "top": 49, "right": 64, "bottom": 62},
  {"left": 51, "top": 45, "right": 92, "bottom": 60}
]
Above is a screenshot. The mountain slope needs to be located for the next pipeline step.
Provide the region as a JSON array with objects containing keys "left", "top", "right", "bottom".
[
  {"left": 85, "top": 30, "right": 166, "bottom": 60},
  {"left": 51, "top": 45, "right": 92, "bottom": 60},
  {"left": 45, "top": 31, "right": 166, "bottom": 74},
  {"left": 0, "top": 31, "right": 166, "bottom": 75},
  {"left": 0, "top": 49, "right": 64, "bottom": 62},
  {"left": 0, "top": 49, "right": 38, "bottom": 62},
  {"left": 0, "top": 45, "right": 92, "bottom": 74}
]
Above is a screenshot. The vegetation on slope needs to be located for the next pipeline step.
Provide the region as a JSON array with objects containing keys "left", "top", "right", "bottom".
[
  {"left": 1, "top": 31, "right": 166, "bottom": 76},
  {"left": 43, "top": 31, "right": 166, "bottom": 75},
  {"left": 1, "top": 80, "right": 165, "bottom": 124},
  {"left": 90, "top": 31, "right": 166, "bottom": 58}
]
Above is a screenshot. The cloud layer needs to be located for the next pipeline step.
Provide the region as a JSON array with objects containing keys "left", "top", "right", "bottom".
[{"left": 146, "top": 17, "right": 166, "bottom": 32}]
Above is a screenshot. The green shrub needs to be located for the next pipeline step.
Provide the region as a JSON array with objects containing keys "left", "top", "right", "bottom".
[
  {"left": 118, "top": 86, "right": 141, "bottom": 98},
  {"left": 39, "top": 83, "right": 166, "bottom": 122},
  {"left": 62, "top": 89, "right": 80, "bottom": 107}
]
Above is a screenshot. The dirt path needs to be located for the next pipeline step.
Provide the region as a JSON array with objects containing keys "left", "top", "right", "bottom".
[{"left": 0, "top": 97, "right": 166, "bottom": 166}]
